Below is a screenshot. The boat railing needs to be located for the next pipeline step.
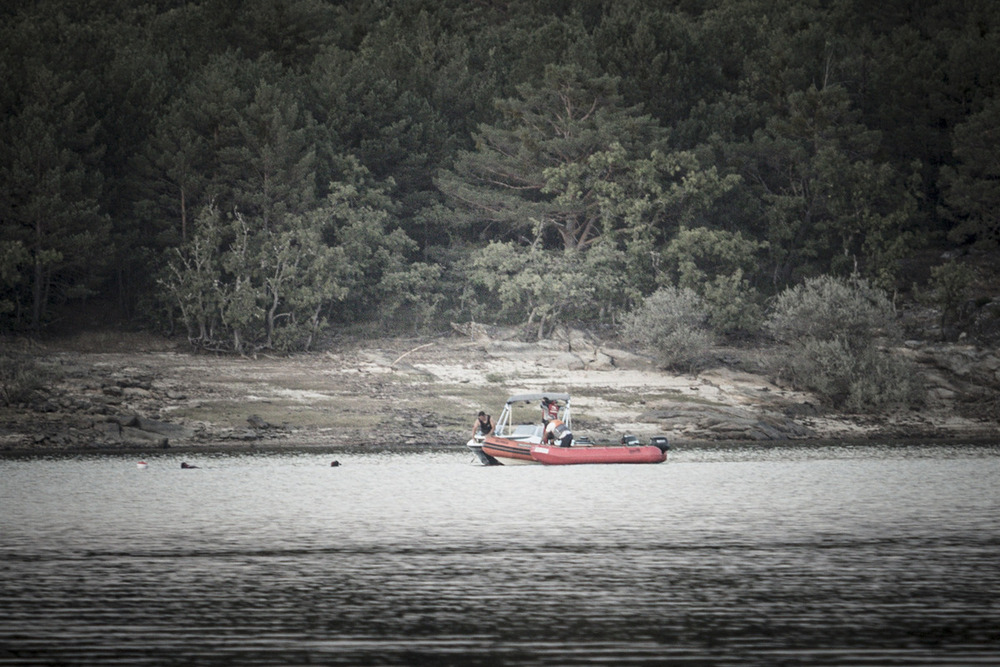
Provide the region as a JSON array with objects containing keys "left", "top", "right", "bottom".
[{"left": 492, "top": 393, "right": 571, "bottom": 437}]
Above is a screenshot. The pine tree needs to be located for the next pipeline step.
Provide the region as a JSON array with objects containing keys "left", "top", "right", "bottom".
[{"left": 0, "top": 62, "right": 110, "bottom": 328}]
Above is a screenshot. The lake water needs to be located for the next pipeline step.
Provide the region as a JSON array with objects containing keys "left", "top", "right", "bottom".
[{"left": 1, "top": 443, "right": 999, "bottom": 666}]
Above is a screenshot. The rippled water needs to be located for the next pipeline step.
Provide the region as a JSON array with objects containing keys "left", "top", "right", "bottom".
[{"left": 2, "top": 443, "right": 999, "bottom": 665}]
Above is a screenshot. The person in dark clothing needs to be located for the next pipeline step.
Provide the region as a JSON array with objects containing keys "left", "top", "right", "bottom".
[{"left": 472, "top": 411, "right": 494, "bottom": 438}]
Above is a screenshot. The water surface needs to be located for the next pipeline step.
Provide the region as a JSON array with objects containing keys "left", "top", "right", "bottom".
[{"left": 2, "top": 443, "right": 999, "bottom": 665}]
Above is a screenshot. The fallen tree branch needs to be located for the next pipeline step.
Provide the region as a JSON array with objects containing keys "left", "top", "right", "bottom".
[{"left": 391, "top": 342, "right": 434, "bottom": 367}]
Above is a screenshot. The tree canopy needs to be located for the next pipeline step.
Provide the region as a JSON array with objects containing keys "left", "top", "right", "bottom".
[{"left": 1, "top": 0, "right": 998, "bottom": 347}]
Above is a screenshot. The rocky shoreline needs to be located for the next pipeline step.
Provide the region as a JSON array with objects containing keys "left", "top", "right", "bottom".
[{"left": 1, "top": 330, "right": 998, "bottom": 456}]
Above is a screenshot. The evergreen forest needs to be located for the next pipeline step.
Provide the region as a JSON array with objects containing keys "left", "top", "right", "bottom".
[{"left": 2, "top": 0, "right": 998, "bottom": 356}]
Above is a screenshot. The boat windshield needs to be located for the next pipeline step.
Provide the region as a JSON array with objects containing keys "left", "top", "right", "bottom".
[
  {"left": 508, "top": 424, "right": 544, "bottom": 440},
  {"left": 494, "top": 392, "right": 571, "bottom": 437}
]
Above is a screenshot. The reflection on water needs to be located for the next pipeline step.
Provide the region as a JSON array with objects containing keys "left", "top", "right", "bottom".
[{"left": 2, "top": 444, "right": 999, "bottom": 665}]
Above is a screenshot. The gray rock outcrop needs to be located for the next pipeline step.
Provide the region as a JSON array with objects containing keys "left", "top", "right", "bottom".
[{"left": 638, "top": 404, "right": 815, "bottom": 441}]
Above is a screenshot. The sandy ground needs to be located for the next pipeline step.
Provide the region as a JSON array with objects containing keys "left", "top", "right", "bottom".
[{"left": 1, "top": 330, "right": 998, "bottom": 454}]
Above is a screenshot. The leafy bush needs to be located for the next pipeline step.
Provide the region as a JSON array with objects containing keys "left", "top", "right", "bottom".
[
  {"left": 765, "top": 275, "right": 921, "bottom": 411},
  {"left": 700, "top": 270, "right": 764, "bottom": 336},
  {"left": 765, "top": 274, "right": 898, "bottom": 345},
  {"left": 0, "top": 352, "right": 45, "bottom": 406},
  {"left": 662, "top": 227, "right": 767, "bottom": 335},
  {"left": 464, "top": 242, "right": 575, "bottom": 338},
  {"left": 463, "top": 242, "right": 637, "bottom": 339},
  {"left": 783, "top": 338, "right": 920, "bottom": 411},
  {"left": 375, "top": 261, "right": 443, "bottom": 334},
  {"left": 623, "top": 287, "right": 715, "bottom": 372},
  {"left": 924, "top": 260, "right": 975, "bottom": 340},
  {"left": 157, "top": 163, "right": 429, "bottom": 352}
]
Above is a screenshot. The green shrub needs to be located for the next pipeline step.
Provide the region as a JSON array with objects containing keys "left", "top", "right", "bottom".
[
  {"left": 766, "top": 275, "right": 920, "bottom": 411},
  {"left": 844, "top": 347, "right": 922, "bottom": 412},
  {"left": 925, "top": 260, "right": 975, "bottom": 339},
  {"left": 766, "top": 274, "right": 898, "bottom": 346},
  {"left": 623, "top": 287, "right": 715, "bottom": 372},
  {"left": 0, "top": 353, "right": 45, "bottom": 406},
  {"left": 784, "top": 338, "right": 920, "bottom": 411},
  {"left": 701, "top": 271, "right": 764, "bottom": 336},
  {"left": 662, "top": 227, "right": 767, "bottom": 336}
]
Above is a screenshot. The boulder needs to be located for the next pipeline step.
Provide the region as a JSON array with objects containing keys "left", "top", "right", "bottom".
[
  {"left": 247, "top": 414, "right": 271, "bottom": 429},
  {"left": 113, "top": 415, "right": 195, "bottom": 439},
  {"left": 100, "top": 421, "right": 123, "bottom": 442},
  {"left": 134, "top": 416, "right": 195, "bottom": 438},
  {"left": 915, "top": 345, "right": 979, "bottom": 377},
  {"left": 598, "top": 346, "right": 654, "bottom": 370},
  {"left": 120, "top": 426, "right": 168, "bottom": 447},
  {"left": 638, "top": 403, "right": 814, "bottom": 440},
  {"left": 589, "top": 351, "right": 617, "bottom": 370},
  {"left": 552, "top": 352, "right": 586, "bottom": 370},
  {"left": 226, "top": 429, "right": 260, "bottom": 441}
]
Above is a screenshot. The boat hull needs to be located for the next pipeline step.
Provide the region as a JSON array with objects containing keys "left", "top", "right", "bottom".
[
  {"left": 481, "top": 436, "right": 538, "bottom": 464},
  {"left": 530, "top": 444, "right": 667, "bottom": 465},
  {"left": 466, "top": 439, "right": 500, "bottom": 465}
]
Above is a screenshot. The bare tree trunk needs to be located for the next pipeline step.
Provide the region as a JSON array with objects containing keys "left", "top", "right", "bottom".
[
  {"left": 31, "top": 217, "right": 43, "bottom": 329},
  {"left": 180, "top": 185, "right": 187, "bottom": 243}
]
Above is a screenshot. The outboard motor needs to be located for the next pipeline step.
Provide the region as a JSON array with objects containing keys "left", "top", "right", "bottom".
[
  {"left": 467, "top": 437, "right": 501, "bottom": 465},
  {"left": 649, "top": 436, "right": 670, "bottom": 453}
]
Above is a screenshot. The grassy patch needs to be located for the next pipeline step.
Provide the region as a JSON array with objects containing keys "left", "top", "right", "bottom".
[
  {"left": 170, "top": 397, "right": 385, "bottom": 429},
  {"left": 49, "top": 330, "right": 180, "bottom": 353},
  {"left": 402, "top": 387, "right": 509, "bottom": 419}
]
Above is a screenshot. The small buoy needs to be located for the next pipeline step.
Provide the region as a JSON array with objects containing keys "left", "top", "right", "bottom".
[
  {"left": 137, "top": 461, "right": 148, "bottom": 469},
  {"left": 181, "top": 462, "right": 199, "bottom": 469},
  {"left": 330, "top": 460, "right": 340, "bottom": 467}
]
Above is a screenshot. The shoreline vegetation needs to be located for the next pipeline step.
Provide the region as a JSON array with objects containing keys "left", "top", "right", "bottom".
[
  {"left": 2, "top": 326, "right": 998, "bottom": 458},
  {"left": 4, "top": 2, "right": 1000, "bottom": 462}
]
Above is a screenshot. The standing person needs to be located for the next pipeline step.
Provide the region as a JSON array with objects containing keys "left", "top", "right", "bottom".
[
  {"left": 472, "top": 411, "right": 494, "bottom": 438},
  {"left": 541, "top": 397, "right": 559, "bottom": 426},
  {"left": 544, "top": 418, "right": 573, "bottom": 448}
]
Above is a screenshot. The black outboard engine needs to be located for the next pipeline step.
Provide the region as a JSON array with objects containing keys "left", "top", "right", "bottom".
[
  {"left": 649, "top": 436, "right": 670, "bottom": 453},
  {"left": 621, "top": 434, "right": 641, "bottom": 447}
]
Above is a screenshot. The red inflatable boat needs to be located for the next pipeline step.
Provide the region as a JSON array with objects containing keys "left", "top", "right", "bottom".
[
  {"left": 467, "top": 392, "right": 669, "bottom": 466},
  {"left": 530, "top": 444, "right": 667, "bottom": 465},
  {"left": 480, "top": 435, "right": 537, "bottom": 464}
]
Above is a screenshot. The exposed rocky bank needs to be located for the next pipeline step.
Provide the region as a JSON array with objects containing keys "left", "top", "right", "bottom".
[{"left": 1, "top": 327, "right": 998, "bottom": 456}]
